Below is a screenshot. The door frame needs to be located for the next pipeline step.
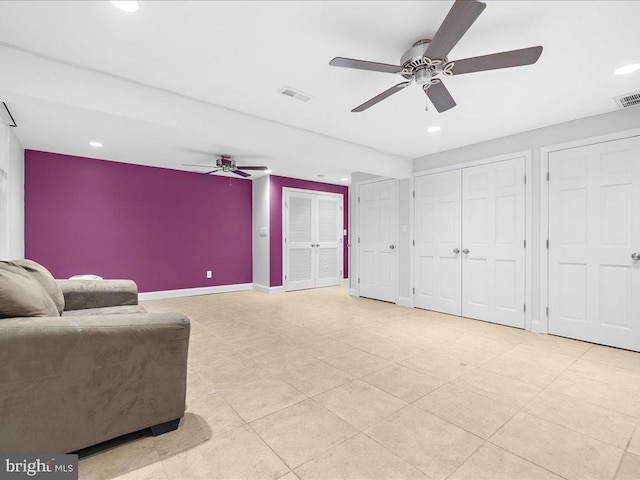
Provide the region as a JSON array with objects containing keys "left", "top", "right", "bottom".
[
  {"left": 282, "top": 187, "right": 344, "bottom": 292},
  {"left": 539, "top": 128, "right": 640, "bottom": 334},
  {"left": 353, "top": 177, "right": 399, "bottom": 302},
  {"left": 411, "top": 150, "right": 533, "bottom": 330}
]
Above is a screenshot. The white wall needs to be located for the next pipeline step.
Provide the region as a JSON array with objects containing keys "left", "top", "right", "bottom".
[
  {"left": 252, "top": 175, "right": 270, "bottom": 290},
  {"left": 413, "top": 107, "right": 640, "bottom": 324},
  {"left": 0, "top": 114, "right": 24, "bottom": 260}
]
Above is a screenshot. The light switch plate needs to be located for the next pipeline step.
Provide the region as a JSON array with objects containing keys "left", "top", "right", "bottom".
[{"left": 259, "top": 227, "right": 268, "bottom": 237}]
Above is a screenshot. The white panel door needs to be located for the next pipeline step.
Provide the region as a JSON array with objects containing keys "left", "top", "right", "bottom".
[
  {"left": 359, "top": 179, "right": 397, "bottom": 302},
  {"left": 415, "top": 170, "right": 462, "bottom": 315},
  {"left": 462, "top": 158, "right": 526, "bottom": 328},
  {"left": 549, "top": 137, "right": 640, "bottom": 351},
  {"left": 285, "top": 192, "right": 315, "bottom": 291},
  {"left": 315, "top": 194, "right": 343, "bottom": 288}
]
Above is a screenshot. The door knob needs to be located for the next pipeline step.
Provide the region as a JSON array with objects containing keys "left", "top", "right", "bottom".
[
  {"left": 389, "top": 244, "right": 396, "bottom": 250},
  {"left": 462, "top": 249, "right": 470, "bottom": 255},
  {"left": 632, "top": 252, "right": 640, "bottom": 261},
  {"left": 453, "top": 248, "right": 460, "bottom": 254}
]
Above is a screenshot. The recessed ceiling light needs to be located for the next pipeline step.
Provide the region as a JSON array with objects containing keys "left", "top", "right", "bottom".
[
  {"left": 89, "top": 141, "right": 103, "bottom": 147},
  {"left": 427, "top": 126, "right": 441, "bottom": 133},
  {"left": 614, "top": 63, "right": 640, "bottom": 76},
  {"left": 317, "top": 174, "right": 325, "bottom": 178},
  {"left": 340, "top": 177, "right": 349, "bottom": 182},
  {"left": 110, "top": 1, "right": 139, "bottom": 13}
]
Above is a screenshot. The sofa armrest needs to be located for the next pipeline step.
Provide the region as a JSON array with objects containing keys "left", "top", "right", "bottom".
[
  {"left": 57, "top": 279, "right": 138, "bottom": 311},
  {"left": 0, "top": 312, "right": 190, "bottom": 454}
]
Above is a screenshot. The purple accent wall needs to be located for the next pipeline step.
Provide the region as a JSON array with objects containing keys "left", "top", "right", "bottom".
[
  {"left": 269, "top": 175, "right": 348, "bottom": 287},
  {"left": 25, "top": 150, "right": 252, "bottom": 293}
]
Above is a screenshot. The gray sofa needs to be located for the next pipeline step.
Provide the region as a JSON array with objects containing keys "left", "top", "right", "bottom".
[{"left": 0, "top": 260, "right": 190, "bottom": 454}]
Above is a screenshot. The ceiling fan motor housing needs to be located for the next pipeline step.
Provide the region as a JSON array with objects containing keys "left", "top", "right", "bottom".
[
  {"left": 215, "top": 156, "right": 236, "bottom": 172},
  {"left": 401, "top": 39, "right": 453, "bottom": 86}
]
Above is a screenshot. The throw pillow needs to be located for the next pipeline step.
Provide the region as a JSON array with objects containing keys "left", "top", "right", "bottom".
[
  {"left": 14, "top": 259, "right": 65, "bottom": 315},
  {"left": 0, "top": 261, "right": 59, "bottom": 318}
]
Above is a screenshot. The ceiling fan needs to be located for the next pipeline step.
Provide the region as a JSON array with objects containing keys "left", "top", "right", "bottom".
[
  {"left": 329, "top": 0, "right": 543, "bottom": 113},
  {"left": 182, "top": 155, "right": 269, "bottom": 177}
]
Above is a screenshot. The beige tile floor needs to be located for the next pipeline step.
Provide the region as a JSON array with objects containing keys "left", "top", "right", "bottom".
[{"left": 78, "top": 286, "right": 640, "bottom": 480}]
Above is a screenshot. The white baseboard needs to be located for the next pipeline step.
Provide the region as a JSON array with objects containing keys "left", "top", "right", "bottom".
[
  {"left": 349, "top": 288, "right": 359, "bottom": 297},
  {"left": 342, "top": 278, "right": 349, "bottom": 286},
  {"left": 396, "top": 296, "right": 412, "bottom": 308},
  {"left": 254, "top": 284, "right": 285, "bottom": 294},
  {"left": 139, "top": 283, "right": 253, "bottom": 301}
]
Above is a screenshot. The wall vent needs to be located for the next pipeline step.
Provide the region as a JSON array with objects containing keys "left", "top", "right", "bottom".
[
  {"left": 278, "top": 86, "right": 312, "bottom": 103},
  {"left": 614, "top": 91, "right": 640, "bottom": 109}
]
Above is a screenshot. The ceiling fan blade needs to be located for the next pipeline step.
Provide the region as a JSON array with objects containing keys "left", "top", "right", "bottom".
[
  {"left": 451, "top": 46, "right": 543, "bottom": 75},
  {"left": 426, "top": 81, "right": 457, "bottom": 113},
  {"left": 425, "top": 0, "right": 486, "bottom": 60},
  {"left": 232, "top": 169, "right": 251, "bottom": 178},
  {"left": 236, "top": 166, "right": 269, "bottom": 171},
  {"left": 352, "top": 82, "right": 411, "bottom": 113},
  {"left": 330, "top": 57, "right": 403, "bottom": 74},
  {"left": 182, "top": 163, "right": 216, "bottom": 168},
  {"left": 202, "top": 169, "right": 221, "bottom": 175}
]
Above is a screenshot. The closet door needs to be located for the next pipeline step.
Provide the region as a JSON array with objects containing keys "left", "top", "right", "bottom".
[
  {"left": 548, "top": 137, "right": 640, "bottom": 351},
  {"left": 285, "top": 191, "right": 315, "bottom": 291},
  {"left": 461, "top": 158, "right": 526, "bottom": 328},
  {"left": 315, "top": 194, "right": 343, "bottom": 288},
  {"left": 359, "top": 179, "right": 397, "bottom": 302},
  {"left": 414, "top": 170, "right": 462, "bottom": 315}
]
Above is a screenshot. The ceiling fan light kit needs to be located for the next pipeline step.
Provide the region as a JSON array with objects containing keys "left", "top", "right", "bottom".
[{"left": 329, "top": 0, "right": 543, "bottom": 113}]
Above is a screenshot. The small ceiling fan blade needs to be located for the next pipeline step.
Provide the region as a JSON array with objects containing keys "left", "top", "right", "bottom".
[
  {"left": 236, "top": 166, "right": 269, "bottom": 171},
  {"left": 425, "top": 0, "right": 486, "bottom": 60},
  {"left": 232, "top": 169, "right": 251, "bottom": 178},
  {"left": 330, "top": 57, "right": 403, "bottom": 74},
  {"left": 451, "top": 46, "right": 543, "bottom": 75},
  {"left": 352, "top": 82, "right": 411, "bottom": 113},
  {"left": 202, "top": 169, "right": 222, "bottom": 175},
  {"left": 426, "top": 81, "right": 457, "bottom": 113}
]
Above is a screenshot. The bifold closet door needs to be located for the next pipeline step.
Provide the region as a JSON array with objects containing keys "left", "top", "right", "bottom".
[
  {"left": 315, "top": 194, "right": 343, "bottom": 288},
  {"left": 461, "top": 159, "right": 526, "bottom": 328},
  {"left": 414, "top": 170, "right": 462, "bottom": 315},
  {"left": 285, "top": 190, "right": 343, "bottom": 292},
  {"left": 285, "top": 192, "right": 316, "bottom": 291},
  {"left": 548, "top": 137, "right": 640, "bottom": 351},
  {"left": 359, "top": 179, "right": 397, "bottom": 302}
]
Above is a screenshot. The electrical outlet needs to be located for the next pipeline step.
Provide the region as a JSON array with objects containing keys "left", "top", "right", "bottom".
[{"left": 206, "top": 270, "right": 212, "bottom": 279}]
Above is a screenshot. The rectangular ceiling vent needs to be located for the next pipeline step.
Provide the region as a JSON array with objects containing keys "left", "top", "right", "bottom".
[
  {"left": 278, "top": 87, "right": 312, "bottom": 103},
  {"left": 614, "top": 91, "right": 640, "bottom": 109}
]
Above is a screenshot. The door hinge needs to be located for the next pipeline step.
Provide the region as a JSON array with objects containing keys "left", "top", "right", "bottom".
[
  {"left": 413, "top": 287, "right": 415, "bottom": 294},
  {"left": 284, "top": 238, "right": 287, "bottom": 243},
  {"left": 546, "top": 306, "right": 549, "bottom": 317},
  {"left": 524, "top": 175, "right": 527, "bottom": 184},
  {"left": 412, "top": 191, "right": 415, "bottom": 198},
  {"left": 546, "top": 239, "right": 549, "bottom": 249},
  {"left": 524, "top": 303, "right": 526, "bottom": 312},
  {"left": 340, "top": 270, "right": 342, "bottom": 276},
  {"left": 358, "top": 277, "right": 360, "bottom": 284},
  {"left": 358, "top": 196, "right": 360, "bottom": 203},
  {"left": 358, "top": 237, "right": 360, "bottom": 243},
  {"left": 285, "top": 275, "right": 287, "bottom": 281},
  {"left": 546, "top": 171, "right": 550, "bottom": 181},
  {"left": 524, "top": 239, "right": 526, "bottom": 248},
  {"left": 412, "top": 239, "right": 415, "bottom": 246}
]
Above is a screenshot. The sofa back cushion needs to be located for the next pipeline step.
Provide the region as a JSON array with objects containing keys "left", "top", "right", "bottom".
[
  {"left": 14, "top": 259, "right": 65, "bottom": 315},
  {"left": 0, "top": 262, "right": 59, "bottom": 318}
]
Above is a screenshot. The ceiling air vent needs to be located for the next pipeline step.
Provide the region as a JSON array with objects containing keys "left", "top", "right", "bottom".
[
  {"left": 278, "top": 87, "right": 312, "bottom": 103},
  {"left": 614, "top": 91, "right": 640, "bottom": 109}
]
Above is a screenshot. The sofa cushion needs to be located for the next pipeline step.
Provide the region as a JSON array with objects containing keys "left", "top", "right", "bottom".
[
  {"left": 14, "top": 259, "right": 65, "bottom": 315},
  {"left": 0, "top": 261, "right": 60, "bottom": 318},
  {"left": 62, "top": 305, "right": 148, "bottom": 317}
]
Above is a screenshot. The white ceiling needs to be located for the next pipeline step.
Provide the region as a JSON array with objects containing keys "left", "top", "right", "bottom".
[{"left": 1, "top": 1, "right": 639, "bottom": 180}]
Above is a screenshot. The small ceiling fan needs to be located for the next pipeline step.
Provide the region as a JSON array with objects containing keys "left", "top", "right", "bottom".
[
  {"left": 182, "top": 155, "right": 269, "bottom": 178},
  {"left": 329, "top": 0, "right": 543, "bottom": 113}
]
